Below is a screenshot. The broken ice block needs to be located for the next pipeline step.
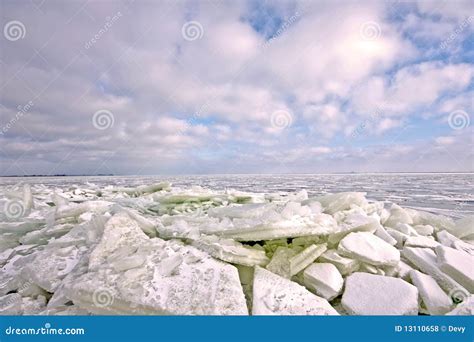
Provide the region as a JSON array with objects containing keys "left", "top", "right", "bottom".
[
  {"left": 303, "top": 263, "right": 343, "bottom": 300},
  {"left": 449, "top": 216, "right": 474, "bottom": 239},
  {"left": 410, "top": 270, "right": 453, "bottom": 315},
  {"left": 338, "top": 232, "right": 400, "bottom": 266},
  {"left": 437, "top": 230, "right": 474, "bottom": 256},
  {"left": 402, "top": 247, "right": 468, "bottom": 295},
  {"left": 409, "top": 210, "right": 455, "bottom": 232},
  {"left": 21, "top": 245, "right": 85, "bottom": 292},
  {"left": 62, "top": 213, "right": 248, "bottom": 315},
  {"left": 191, "top": 235, "right": 269, "bottom": 267},
  {"left": 342, "top": 272, "right": 418, "bottom": 315},
  {"left": 113, "top": 182, "right": 170, "bottom": 196},
  {"left": 413, "top": 224, "right": 434, "bottom": 236},
  {"left": 305, "top": 192, "right": 368, "bottom": 215},
  {"left": 385, "top": 228, "right": 409, "bottom": 248},
  {"left": 405, "top": 236, "right": 439, "bottom": 249},
  {"left": 393, "top": 223, "right": 418, "bottom": 236},
  {"left": 55, "top": 201, "right": 113, "bottom": 220},
  {"left": 207, "top": 213, "right": 338, "bottom": 241},
  {"left": 328, "top": 213, "right": 381, "bottom": 244},
  {"left": 266, "top": 247, "right": 299, "bottom": 278},
  {"left": 435, "top": 245, "right": 474, "bottom": 292},
  {"left": 208, "top": 203, "right": 275, "bottom": 219},
  {"left": 374, "top": 225, "right": 397, "bottom": 246},
  {"left": 0, "top": 294, "right": 23, "bottom": 315},
  {"left": 288, "top": 243, "right": 327, "bottom": 276},
  {"left": 384, "top": 204, "right": 413, "bottom": 228},
  {"left": 318, "top": 249, "right": 360, "bottom": 275},
  {"left": 252, "top": 267, "right": 338, "bottom": 315}
]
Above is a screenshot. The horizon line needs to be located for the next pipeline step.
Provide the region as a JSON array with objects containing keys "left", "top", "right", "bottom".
[{"left": 1, "top": 171, "right": 474, "bottom": 178}]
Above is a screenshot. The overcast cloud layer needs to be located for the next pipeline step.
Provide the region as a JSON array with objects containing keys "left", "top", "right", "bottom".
[{"left": 0, "top": 0, "right": 473, "bottom": 176}]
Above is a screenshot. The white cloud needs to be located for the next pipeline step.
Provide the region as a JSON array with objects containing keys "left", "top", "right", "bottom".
[{"left": 0, "top": 0, "right": 473, "bottom": 175}]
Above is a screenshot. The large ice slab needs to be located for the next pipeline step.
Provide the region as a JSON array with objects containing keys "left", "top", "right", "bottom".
[
  {"left": 319, "top": 249, "right": 360, "bottom": 275},
  {"left": 305, "top": 192, "right": 368, "bottom": 215},
  {"left": 409, "top": 210, "right": 455, "bottom": 232},
  {"left": 328, "top": 213, "right": 381, "bottom": 244},
  {"left": 338, "top": 232, "right": 400, "bottom": 266},
  {"left": 21, "top": 245, "right": 86, "bottom": 292},
  {"left": 342, "top": 272, "right": 418, "bottom": 315},
  {"left": 303, "top": 263, "right": 344, "bottom": 300},
  {"left": 384, "top": 204, "right": 413, "bottom": 228},
  {"left": 435, "top": 245, "right": 474, "bottom": 292},
  {"left": 62, "top": 213, "right": 248, "bottom": 315},
  {"left": 204, "top": 213, "right": 338, "bottom": 241},
  {"left": 410, "top": 270, "right": 453, "bottom": 315},
  {"left": 401, "top": 247, "right": 468, "bottom": 295},
  {"left": 191, "top": 235, "right": 269, "bottom": 267},
  {"left": 449, "top": 216, "right": 474, "bottom": 239},
  {"left": 113, "top": 182, "right": 170, "bottom": 197},
  {"left": 437, "top": 230, "right": 474, "bottom": 256},
  {"left": 252, "top": 267, "right": 338, "bottom": 315}
]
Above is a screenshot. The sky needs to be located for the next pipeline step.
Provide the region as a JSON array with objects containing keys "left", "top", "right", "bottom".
[{"left": 0, "top": 0, "right": 473, "bottom": 176}]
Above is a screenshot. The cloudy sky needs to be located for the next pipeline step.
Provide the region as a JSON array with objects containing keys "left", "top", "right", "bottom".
[{"left": 0, "top": 0, "right": 473, "bottom": 176}]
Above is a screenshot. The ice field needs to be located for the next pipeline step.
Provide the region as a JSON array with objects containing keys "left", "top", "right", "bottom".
[{"left": 0, "top": 174, "right": 473, "bottom": 315}]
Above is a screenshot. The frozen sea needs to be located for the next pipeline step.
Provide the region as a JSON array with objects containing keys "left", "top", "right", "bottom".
[{"left": 1, "top": 173, "right": 473, "bottom": 218}]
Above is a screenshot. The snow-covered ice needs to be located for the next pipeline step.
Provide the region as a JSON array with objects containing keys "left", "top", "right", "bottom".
[
  {"left": 252, "top": 267, "right": 338, "bottom": 315},
  {"left": 338, "top": 232, "right": 400, "bottom": 266},
  {"left": 303, "top": 263, "right": 344, "bottom": 300},
  {"left": 410, "top": 270, "right": 453, "bottom": 315},
  {"left": 342, "top": 272, "right": 418, "bottom": 315},
  {"left": 0, "top": 176, "right": 472, "bottom": 316}
]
